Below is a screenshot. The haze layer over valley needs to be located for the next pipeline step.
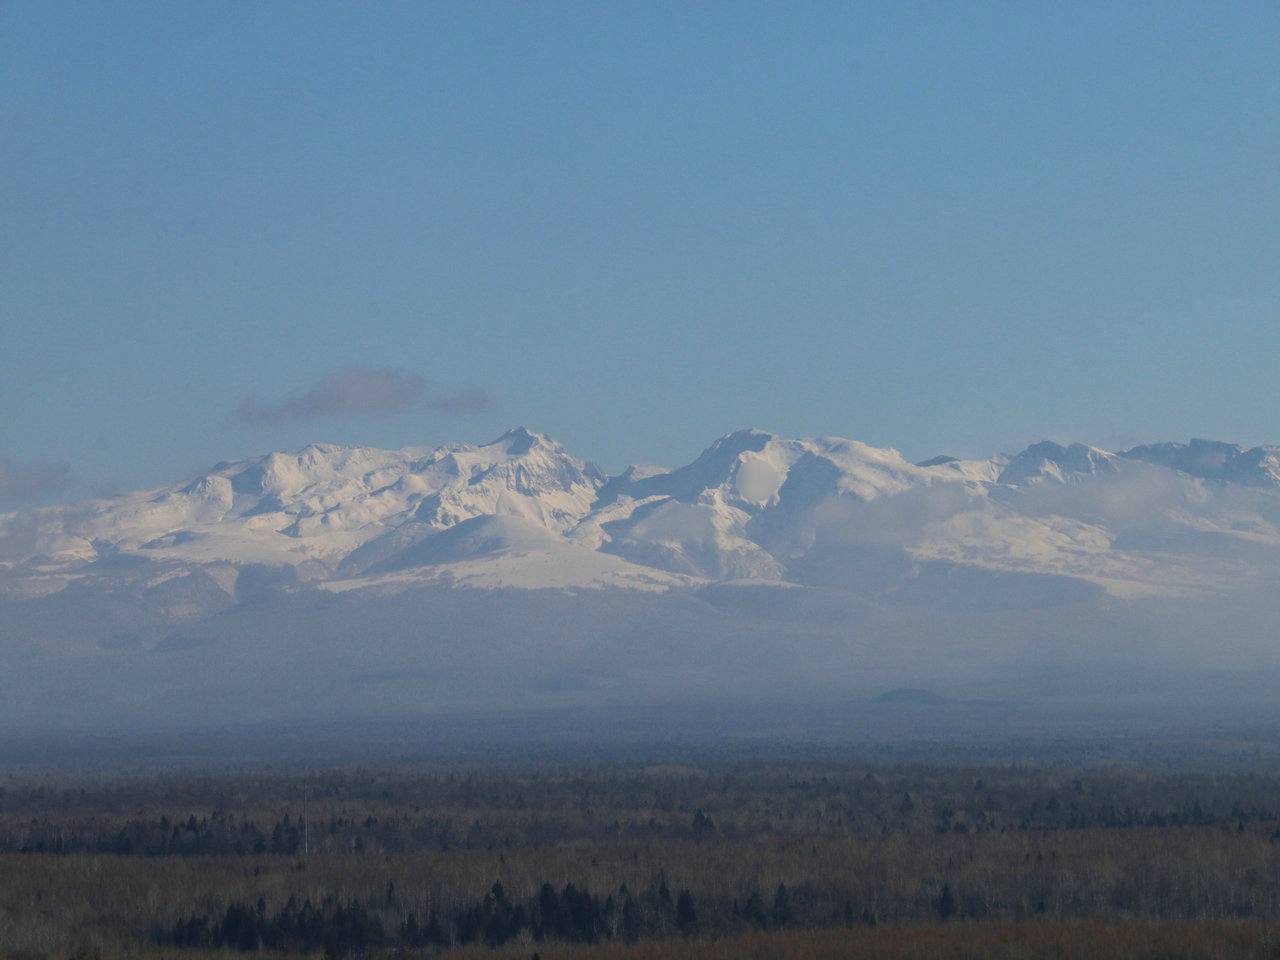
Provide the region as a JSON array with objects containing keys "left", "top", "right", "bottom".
[{"left": 5, "top": 427, "right": 1280, "bottom": 733}]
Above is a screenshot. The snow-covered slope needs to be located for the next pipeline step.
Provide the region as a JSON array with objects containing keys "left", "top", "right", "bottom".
[{"left": 323, "top": 515, "right": 698, "bottom": 593}]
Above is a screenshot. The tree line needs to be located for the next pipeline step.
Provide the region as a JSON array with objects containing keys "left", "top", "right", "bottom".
[{"left": 167, "top": 878, "right": 712, "bottom": 955}]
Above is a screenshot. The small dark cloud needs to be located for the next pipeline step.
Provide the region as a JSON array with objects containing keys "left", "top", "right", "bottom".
[
  {"left": 234, "top": 366, "right": 493, "bottom": 423},
  {"left": 427, "top": 385, "right": 495, "bottom": 415},
  {"left": 0, "top": 457, "right": 71, "bottom": 506}
]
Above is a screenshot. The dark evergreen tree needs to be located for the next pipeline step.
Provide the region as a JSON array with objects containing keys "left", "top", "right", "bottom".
[
  {"left": 772, "top": 883, "right": 792, "bottom": 928},
  {"left": 675, "top": 889, "right": 697, "bottom": 932},
  {"left": 938, "top": 882, "right": 957, "bottom": 920}
]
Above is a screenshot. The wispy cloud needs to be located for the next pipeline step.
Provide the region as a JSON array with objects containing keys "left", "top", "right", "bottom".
[
  {"left": 0, "top": 457, "right": 71, "bottom": 506},
  {"left": 234, "top": 366, "right": 493, "bottom": 423},
  {"left": 422, "top": 385, "right": 495, "bottom": 415}
]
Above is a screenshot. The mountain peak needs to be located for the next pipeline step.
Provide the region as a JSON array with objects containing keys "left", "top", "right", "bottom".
[
  {"left": 998, "top": 440, "right": 1118, "bottom": 486},
  {"left": 704, "top": 428, "right": 776, "bottom": 456},
  {"left": 1121, "top": 438, "right": 1280, "bottom": 486},
  {"left": 488, "top": 426, "right": 550, "bottom": 455},
  {"left": 721, "top": 426, "right": 775, "bottom": 441}
]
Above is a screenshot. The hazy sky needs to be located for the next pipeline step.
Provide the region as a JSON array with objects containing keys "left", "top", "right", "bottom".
[{"left": 3, "top": 2, "right": 1278, "bottom": 500}]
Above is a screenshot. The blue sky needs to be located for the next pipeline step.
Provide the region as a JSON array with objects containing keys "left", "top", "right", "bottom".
[{"left": 2, "top": 2, "right": 1278, "bottom": 501}]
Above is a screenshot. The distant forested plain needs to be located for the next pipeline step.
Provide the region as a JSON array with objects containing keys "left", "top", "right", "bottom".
[{"left": 7, "top": 758, "right": 1280, "bottom": 959}]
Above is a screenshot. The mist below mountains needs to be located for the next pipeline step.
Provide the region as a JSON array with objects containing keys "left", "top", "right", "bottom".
[{"left": 5, "top": 427, "right": 1280, "bottom": 735}]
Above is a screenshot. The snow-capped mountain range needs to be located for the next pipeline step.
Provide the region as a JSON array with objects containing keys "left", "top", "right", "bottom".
[
  {"left": 5, "top": 427, "right": 1280, "bottom": 603},
  {"left": 2, "top": 427, "right": 1280, "bottom": 593},
  {"left": 8, "top": 426, "right": 1280, "bottom": 730}
]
